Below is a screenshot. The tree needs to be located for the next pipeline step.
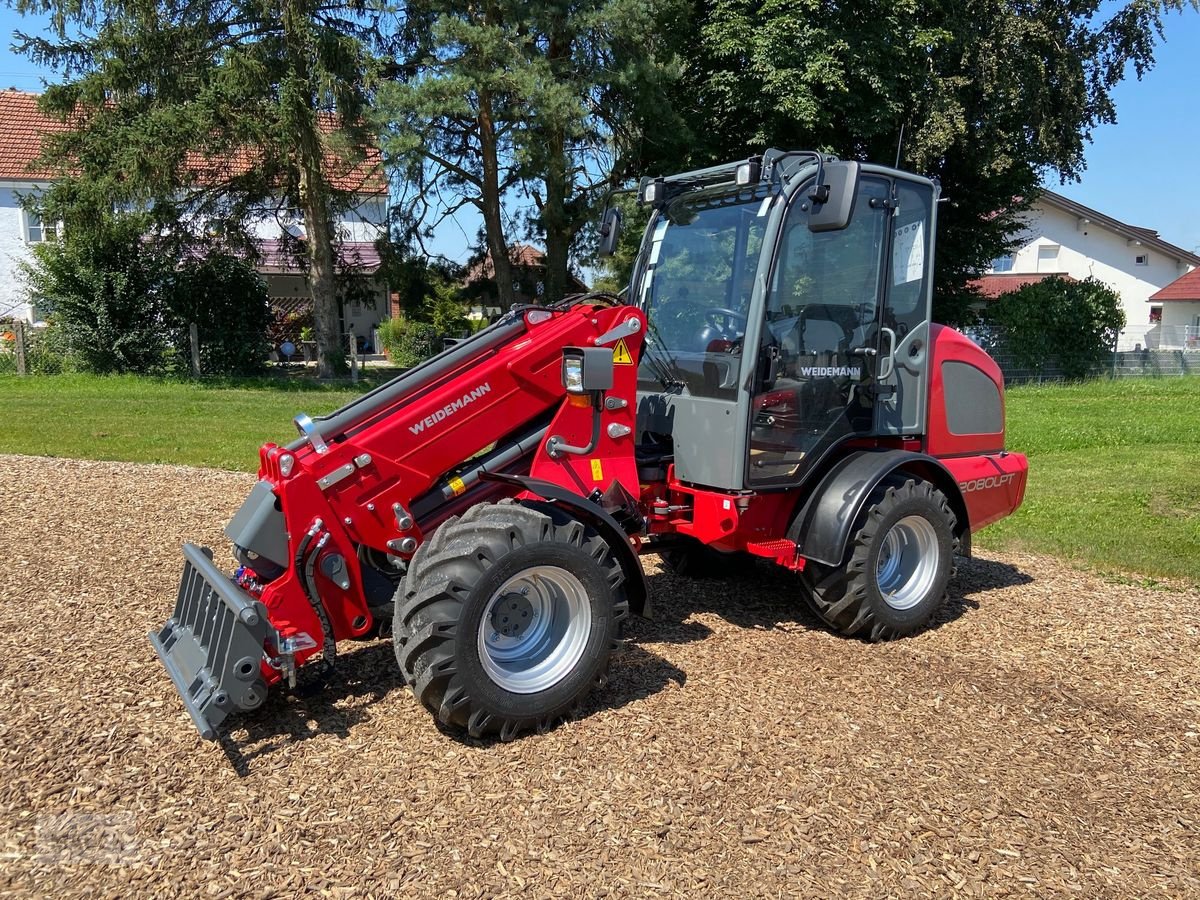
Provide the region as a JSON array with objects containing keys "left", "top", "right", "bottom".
[
  {"left": 15, "top": 0, "right": 379, "bottom": 377},
  {"left": 647, "top": 0, "right": 1198, "bottom": 325},
  {"left": 172, "top": 253, "right": 272, "bottom": 376},
  {"left": 376, "top": 2, "right": 525, "bottom": 303},
  {"left": 987, "top": 276, "right": 1126, "bottom": 379},
  {"left": 375, "top": 0, "right": 684, "bottom": 304},
  {"left": 21, "top": 213, "right": 272, "bottom": 375},
  {"left": 514, "top": 0, "right": 684, "bottom": 302},
  {"left": 21, "top": 214, "right": 175, "bottom": 374}
]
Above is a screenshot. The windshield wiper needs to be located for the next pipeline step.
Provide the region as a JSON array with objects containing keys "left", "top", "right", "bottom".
[{"left": 642, "top": 319, "right": 685, "bottom": 392}]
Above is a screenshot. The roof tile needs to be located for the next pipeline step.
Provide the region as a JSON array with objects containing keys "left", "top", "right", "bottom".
[
  {"left": 968, "top": 272, "right": 1074, "bottom": 299},
  {"left": 0, "top": 88, "right": 386, "bottom": 193},
  {"left": 1150, "top": 268, "right": 1200, "bottom": 302}
]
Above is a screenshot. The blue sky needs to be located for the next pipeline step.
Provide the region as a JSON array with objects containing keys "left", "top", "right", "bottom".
[{"left": 2, "top": 7, "right": 1197, "bottom": 259}]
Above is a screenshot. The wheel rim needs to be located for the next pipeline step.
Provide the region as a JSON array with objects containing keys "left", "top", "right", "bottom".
[
  {"left": 875, "top": 515, "right": 940, "bottom": 611},
  {"left": 477, "top": 565, "right": 592, "bottom": 694}
]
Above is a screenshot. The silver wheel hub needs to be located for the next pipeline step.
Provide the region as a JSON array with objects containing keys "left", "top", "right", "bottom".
[
  {"left": 875, "top": 515, "right": 940, "bottom": 611},
  {"left": 477, "top": 565, "right": 592, "bottom": 694}
]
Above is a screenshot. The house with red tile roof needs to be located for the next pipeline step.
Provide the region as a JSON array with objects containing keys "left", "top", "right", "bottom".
[
  {"left": 461, "top": 243, "right": 589, "bottom": 316},
  {"left": 1149, "top": 268, "right": 1200, "bottom": 349},
  {"left": 0, "top": 89, "right": 391, "bottom": 345},
  {"left": 971, "top": 190, "right": 1199, "bottom": 350}
]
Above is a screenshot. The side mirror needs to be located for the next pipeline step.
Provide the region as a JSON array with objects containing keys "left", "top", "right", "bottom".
[
  {"left": 597, "top": 207, "right": 622, "bottom": 257},
  {"left": 808, "top": 161, "right": 860, "bottom": 233}
]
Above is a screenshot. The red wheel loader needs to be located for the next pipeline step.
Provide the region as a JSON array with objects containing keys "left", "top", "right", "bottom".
[{"left": 150, "top": 150, "right": 1027, "bottom": 741}]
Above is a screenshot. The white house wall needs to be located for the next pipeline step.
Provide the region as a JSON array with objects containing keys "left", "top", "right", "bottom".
[
  {"left": 244, "top": 196, "right": 387, "bottom": 242},
  {"left": 0, "top": 183, "right": 48, "bottom": 322},
  {"left": 1160, "top": 301, "right": 1200, "bottom": 349},
  {"left": 0, "top": 184, "right": 387, "bottom": 323},
  {"left": 1004, "top": 203, "right": 1194, "bottom": 348}
]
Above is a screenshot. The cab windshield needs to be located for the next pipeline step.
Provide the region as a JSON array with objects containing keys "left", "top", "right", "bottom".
[{"left": 636, "top": 185, "right": 771, "bottom": 397}]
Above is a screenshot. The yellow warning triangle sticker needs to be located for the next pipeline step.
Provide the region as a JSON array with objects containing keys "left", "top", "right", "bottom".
[{"left": 612, "top": 338, "right": 634, "bottom": 365}]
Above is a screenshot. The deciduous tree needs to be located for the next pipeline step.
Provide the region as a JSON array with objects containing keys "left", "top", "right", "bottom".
[
  {"left": 16, "top": 0, "right": 379, "bottom": 376},
  {"left": 649, "top": 0, "right": 1198, "bottom": 325}
]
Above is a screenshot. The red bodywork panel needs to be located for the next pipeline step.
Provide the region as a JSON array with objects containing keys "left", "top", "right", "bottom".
[
  {"left": 924, "top": 324, "right": 1029, "bottom": 532},
  {"left": 250, "top": 304, "right": 647, "bottom": 680},
  {"left": 242, "top": 308, "right": 1025, "bottom": 683}
]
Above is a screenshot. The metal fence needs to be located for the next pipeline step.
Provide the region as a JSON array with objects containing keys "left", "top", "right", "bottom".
[
  {"left": 966, "top": 324, "right": 1200, "bottom": 384},
  {"left": 0, "top": 320, "right": 399, "bottom": 381},
  {"left": 4, "top": 318, "right": 1198, "bottom": 385}
]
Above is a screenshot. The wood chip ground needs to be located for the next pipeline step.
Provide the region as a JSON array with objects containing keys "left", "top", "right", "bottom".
[{"left": 0, "top": 454, "right": 1197, "bottom": 897}]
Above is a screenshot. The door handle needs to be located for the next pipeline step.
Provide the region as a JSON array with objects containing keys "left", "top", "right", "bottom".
[{"left": 877, "top": 327, "right": 897, "bottom": 380}]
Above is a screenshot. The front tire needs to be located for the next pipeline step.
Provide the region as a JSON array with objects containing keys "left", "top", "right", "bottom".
[
  {"left": 799, "top": 476, "right": 955, "bottom": 641},
  {"left": 393, "top": 500, "right": 627, "bottom": 740}
]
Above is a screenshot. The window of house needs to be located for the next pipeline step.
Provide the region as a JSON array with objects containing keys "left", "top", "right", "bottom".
[
  {"left": 24, "top": 210, "right": 57, "bottom": 243},
  {"left": 1135, "top": 254, "right": 1149, "bottom": 266},
  {"left": 1149, "top": 306, "right": 1163, "bottom": 324},
  {"left": 1037, "top": 244, "right": 1060, "bottom": 264},
  {"left": 991, "top": 255, "right": 1014, "bottom": 273}
]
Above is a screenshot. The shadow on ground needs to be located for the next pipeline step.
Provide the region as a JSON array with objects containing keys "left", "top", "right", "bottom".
[
  {"left": 216, "top": 554, "right": 1032, "bottom": 771},
  {"left": 635, "top": 553, "right": 1033, "bottom": 637}
]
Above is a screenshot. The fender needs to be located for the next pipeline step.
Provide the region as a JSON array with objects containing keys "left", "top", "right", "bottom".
[
  {"left": 479, "top": 472, "right": 650, "bottom": 617},
  {"left": 788, "top": 449, "right": 971, "bottom": 567}
]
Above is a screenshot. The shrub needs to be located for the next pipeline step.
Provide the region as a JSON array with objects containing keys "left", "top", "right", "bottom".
[
  {"left": 986, "top": 276, "right": 1126, "bottom": 380},
  {"left": 20, "top": 215, "right": 175, "bottom": 374},
  {"left": 376, "top": 316, "right": 406, "bottom": 360},
  {"left": 170, "top": 253, "right": 270, "bottom": 376},
  {"left": 427, "top": 282, "right": 468, "bottom": 338},
  {"left": 392, "top": 322, "right": 439, "bottom": 368}
]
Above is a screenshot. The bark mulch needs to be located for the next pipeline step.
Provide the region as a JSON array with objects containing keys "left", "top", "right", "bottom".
[{"left": 0, "top": 454, "right": 1197, "bottom": 898}]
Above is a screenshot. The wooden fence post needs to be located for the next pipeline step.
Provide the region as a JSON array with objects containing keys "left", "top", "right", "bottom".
[
  {"left": 14, "top": 321, "right": 27, "bottom": 376},
  {"left": 189, "top": 323, "right": 202, "bottom": 377},
  {"left": 348, "top": 327, "right": 359, "bottom": 384}
]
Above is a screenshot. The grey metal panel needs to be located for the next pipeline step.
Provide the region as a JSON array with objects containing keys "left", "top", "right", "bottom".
[
  {"left": 149, "top": 544, "right": 274, "bottom": 740},
  {"left": 942, "top": 361, "right": 1003, "bottom": 435},
  {"left": 223, "top": 480, "right": 288, "bottom": 567},
  {"left": 668, "top": 395, "right": 745, "bottom": 489},
  {"left": 875, "top": 320, "right": 930, "bottom": 435}
]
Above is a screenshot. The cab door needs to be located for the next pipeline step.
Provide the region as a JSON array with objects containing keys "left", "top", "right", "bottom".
[
  {"left": 875, "top": 178, "right": 936, "bottom": 436},
  {"left": 747, "top": 174, "right": 892, "bottom": 487}
]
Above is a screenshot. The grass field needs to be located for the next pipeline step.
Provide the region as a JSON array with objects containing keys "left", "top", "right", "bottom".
[
  {"left": 976, "top": 376, "right": 1200, "bottom": 583},
  {"left": 0, "top": 374, "right": 363, "bottom": 471},
  {"left": 0, "top": 372, "right": 1196, "bottom": 581}
]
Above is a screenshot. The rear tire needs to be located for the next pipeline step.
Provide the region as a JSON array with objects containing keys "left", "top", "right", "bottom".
[
  {"left": 799, "top": 476, "right": 955, "bottom": 641},
  {"left": 392, "top": 500, "right": 627, "bottom": 740}
]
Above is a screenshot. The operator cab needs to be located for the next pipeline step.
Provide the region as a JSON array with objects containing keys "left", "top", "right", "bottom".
[{"left": 630, "top": 150, "right": 937, "bottom": 491}]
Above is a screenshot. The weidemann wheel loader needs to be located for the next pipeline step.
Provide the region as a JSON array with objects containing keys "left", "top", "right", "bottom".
[{"left": 151, "top": 150, "right": 1028, "bottom": 741}]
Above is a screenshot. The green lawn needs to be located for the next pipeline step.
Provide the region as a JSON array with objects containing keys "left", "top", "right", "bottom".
[
  {"left": 976, "top": 377, "right": 1200, "bottom": 584},
  {"left": 1, "top": 372, "right": 1196, "bottom": 582},
  {"left": 0, "top": 374, "right": 364, "bottom": 471}
]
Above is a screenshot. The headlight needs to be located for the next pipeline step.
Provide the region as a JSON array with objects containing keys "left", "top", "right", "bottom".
[
  {"left": 562, "top": 352, "right": 585, "bottom": 394},
  {"left": 736, "top": 157, "right": 762, "bottom": 186}
]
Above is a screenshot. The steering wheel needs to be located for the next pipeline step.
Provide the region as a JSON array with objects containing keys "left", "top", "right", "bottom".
[{"left": 704, "top": 307, "right": 748, "bottom": 336}]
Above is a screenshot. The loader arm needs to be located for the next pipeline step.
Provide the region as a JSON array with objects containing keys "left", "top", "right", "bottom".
[{"left": 152, "top": 299, "right": 646, "bottom": 737}]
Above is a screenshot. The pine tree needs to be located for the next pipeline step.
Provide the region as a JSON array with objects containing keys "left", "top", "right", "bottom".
[{"left": 16, "top": 0, "right": 379, "bottom": 377}]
